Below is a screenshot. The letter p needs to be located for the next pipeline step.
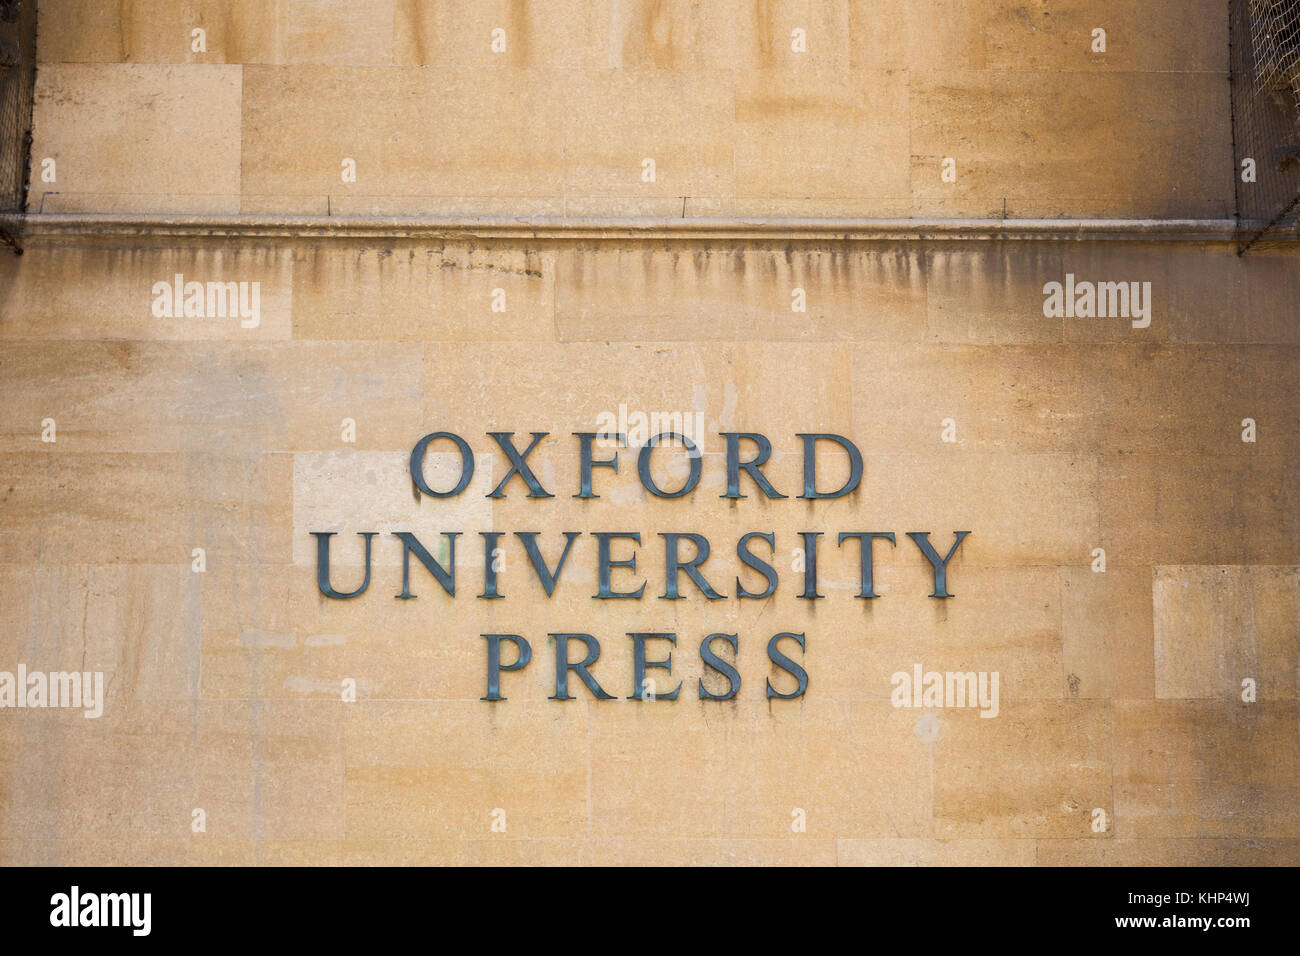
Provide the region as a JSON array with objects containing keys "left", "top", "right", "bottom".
[{"left": 482, "top": 634, "right": 532, "bottom": 701}]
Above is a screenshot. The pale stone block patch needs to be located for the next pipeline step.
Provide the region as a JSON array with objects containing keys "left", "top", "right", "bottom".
[
  {"left": 292, "top": 450, "right": 495, "bottom": 567},
  {"left": 30, "top": 64, "right": 243, "bottom": 214},
  {"left": 1153, "top": 565, "right": 1299, "bottom": 700}
]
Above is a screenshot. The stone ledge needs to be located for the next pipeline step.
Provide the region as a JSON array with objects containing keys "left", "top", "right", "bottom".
[{"left": 5, "top": 213, "right": 1267, "bottom": 244}]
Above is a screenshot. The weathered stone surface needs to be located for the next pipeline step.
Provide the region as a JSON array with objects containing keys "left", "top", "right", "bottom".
[
  {"left": 29, "top": 2, "right": 1235, "bottom": 217},
  {"left": 5, "top": 1, "right": 1298, "bottom": 868}
]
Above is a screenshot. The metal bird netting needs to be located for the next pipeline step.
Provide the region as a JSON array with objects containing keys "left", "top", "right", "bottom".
[
  {"left": 1232, "top": 0, "right": 1300, "bottom": 251},
  {"left": 0, "top": 0, "right": 35, "bottom": 250}
]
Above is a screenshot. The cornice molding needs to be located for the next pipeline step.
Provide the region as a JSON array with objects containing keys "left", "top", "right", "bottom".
[{"left": 6, "top": 213, "right": 1273, "bottom": 244}]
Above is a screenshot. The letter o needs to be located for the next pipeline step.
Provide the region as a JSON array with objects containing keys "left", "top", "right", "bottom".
[
  {"left": 410, "top": 431, "right": 475, "bottom": 497},
  {"left": 637, "top": 432, "right": 702, "bottom": 498}
]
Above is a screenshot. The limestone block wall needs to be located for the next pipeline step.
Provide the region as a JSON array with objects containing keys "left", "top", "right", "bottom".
[
  {"left": 27, "top": 0, "right": 1231, "bottom": 218},
  {"left": 2, "top": 0, "right": 1296, "bottom": 868},
  {"left": 0, "top": 234, "right": 1296, "bottom": 865}
]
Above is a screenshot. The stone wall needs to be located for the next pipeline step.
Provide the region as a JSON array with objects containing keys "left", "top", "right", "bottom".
[
  {"left": 1, "top": 233, "right": 1296, "bottom": 865},
  {"left": 0, "top": 1, "right": 1296, "bottom": 866},
  {"left": 30, "top": 0, "right": 1229, "bottom": 218}
]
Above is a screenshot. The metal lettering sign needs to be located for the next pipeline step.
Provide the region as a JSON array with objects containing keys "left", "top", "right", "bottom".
[{"left": 312, "top": 431, "right": 971, "bottom": 702}]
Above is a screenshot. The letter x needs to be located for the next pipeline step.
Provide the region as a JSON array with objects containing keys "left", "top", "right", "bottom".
[{"left": 487, "top": 432, "right": 553, "bottom": 498}]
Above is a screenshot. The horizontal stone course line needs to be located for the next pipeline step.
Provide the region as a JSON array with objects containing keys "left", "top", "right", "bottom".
[{"left": 9, "top": 213, "right": 1268, "bottom": 243}]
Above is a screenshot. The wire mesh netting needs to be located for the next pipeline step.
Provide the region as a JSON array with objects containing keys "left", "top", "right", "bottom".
[
  {"left": 0, "top": 0, "right": 36, "bottom": 250},
  {"left": 1233, "top": 0, "right": 1300, "bottom": 252}
]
